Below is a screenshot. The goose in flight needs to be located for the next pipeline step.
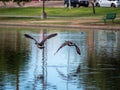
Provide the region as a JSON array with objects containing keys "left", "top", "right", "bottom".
[
  {"left": 24, "top": 33, "right": 57, "bottom": 49},
  {"left": 55, "top": 41, "right": 81, "bottom": 55}
]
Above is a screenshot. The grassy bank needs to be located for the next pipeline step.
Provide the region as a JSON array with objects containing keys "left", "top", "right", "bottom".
[
  {"left": 0, "top": 7, "right": 120, "bottom": 26},
  {"left": 0, "top": 7, "right": 120, "bottom": 17}
]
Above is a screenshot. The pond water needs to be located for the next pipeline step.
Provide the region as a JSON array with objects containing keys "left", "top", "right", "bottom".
[{"left": 0, "top": 27, "right": 120, "bottom": 90}]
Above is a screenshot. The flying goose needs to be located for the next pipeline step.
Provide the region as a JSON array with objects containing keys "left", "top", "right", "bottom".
[
  {"left": 55, "top": 41, "right": 81, "bottom": 55},
  {"left": 24, "top": 33, "right": 57, "bottom": 49}
]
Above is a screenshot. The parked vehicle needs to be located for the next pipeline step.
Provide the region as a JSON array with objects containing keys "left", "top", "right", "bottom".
[
  {"left": 94, "top": 0, "right": 120, "bottom": 7},
  {"left": 64, "top": 0, "right": 89, "bottom": 7}
]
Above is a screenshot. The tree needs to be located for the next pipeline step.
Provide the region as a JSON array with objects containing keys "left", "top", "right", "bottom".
[{"left": 13, "top": 0, "right": 31, "bottom": 6}]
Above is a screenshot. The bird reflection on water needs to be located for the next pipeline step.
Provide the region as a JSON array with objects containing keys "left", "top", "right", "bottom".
[
  {"left": 24, "top": 33, "right": 81, "bottom": 90},
  {"left": 25, "top": 32, "right": 57, "bottom": 90}
]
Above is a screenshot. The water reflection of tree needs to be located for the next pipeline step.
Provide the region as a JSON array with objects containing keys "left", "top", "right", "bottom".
[
  {"left": 68, "top": 31, "right": 120, "bottom": 90},
  {"left": 85, "top": 31, "right": 120, "bottom": 90},
  {"left": 87, "top": 55, "right": 120, "bottom": 89},
  {"left": 0, "top": 31, "right": 30, "bottom": 90}
]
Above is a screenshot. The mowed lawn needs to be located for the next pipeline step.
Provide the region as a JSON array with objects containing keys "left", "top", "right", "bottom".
[
  {"left": 0, "top": 7, "right": 120, "bottom": 17},
  {"left": 0, "top": 7, "right": 120, "bottom": 25}
]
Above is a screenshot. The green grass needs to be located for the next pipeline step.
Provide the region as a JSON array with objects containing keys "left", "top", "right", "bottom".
[
  {"left": 0, "top": 7, "right": 120, "bottom": 17},
  {"left": 0, "top": 7, "right": 120, "bottom": 26},
  {"left": 0, "top": 7, "right": 41, "bottom": 16}
]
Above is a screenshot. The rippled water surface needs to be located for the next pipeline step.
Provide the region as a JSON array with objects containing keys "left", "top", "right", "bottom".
[{"left": 0, "top": 27, "right": 120, "bottom": 90}]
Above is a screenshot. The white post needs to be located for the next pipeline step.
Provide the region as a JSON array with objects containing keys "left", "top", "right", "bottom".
[{"left": 69, "top": 0, "right": 71, "bottom": 8}]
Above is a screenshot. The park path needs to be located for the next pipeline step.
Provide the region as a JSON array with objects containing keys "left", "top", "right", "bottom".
[{"left": 0, "top": 1, "right": 64, "bottom": 7}]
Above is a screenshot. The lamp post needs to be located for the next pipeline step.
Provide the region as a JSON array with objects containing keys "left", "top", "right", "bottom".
[
  {"left": 69, "top": 0, "right": 71, "bottom": 8},
  {"left": 41, "top": 0, "right": 47, "bottom": 19}
]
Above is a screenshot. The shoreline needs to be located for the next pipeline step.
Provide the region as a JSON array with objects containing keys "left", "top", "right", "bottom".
[{"left": 0, "top": 22, "right": 120, "bottom": 31}]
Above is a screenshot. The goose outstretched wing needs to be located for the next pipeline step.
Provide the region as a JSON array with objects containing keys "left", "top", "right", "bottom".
[
  {"left": 54, "top": 42, "right": 68, "bottom": 55},
  {"left": 39, "top": 33, "right": 58, "bottom": 46},
  {"left": 24, "top": 34, "right": 38, "bottom": 43}
]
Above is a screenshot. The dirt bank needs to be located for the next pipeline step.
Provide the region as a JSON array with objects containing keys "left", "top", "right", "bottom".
[{"left": 0, "top": 18, "right": 120, "bottom": 30}]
